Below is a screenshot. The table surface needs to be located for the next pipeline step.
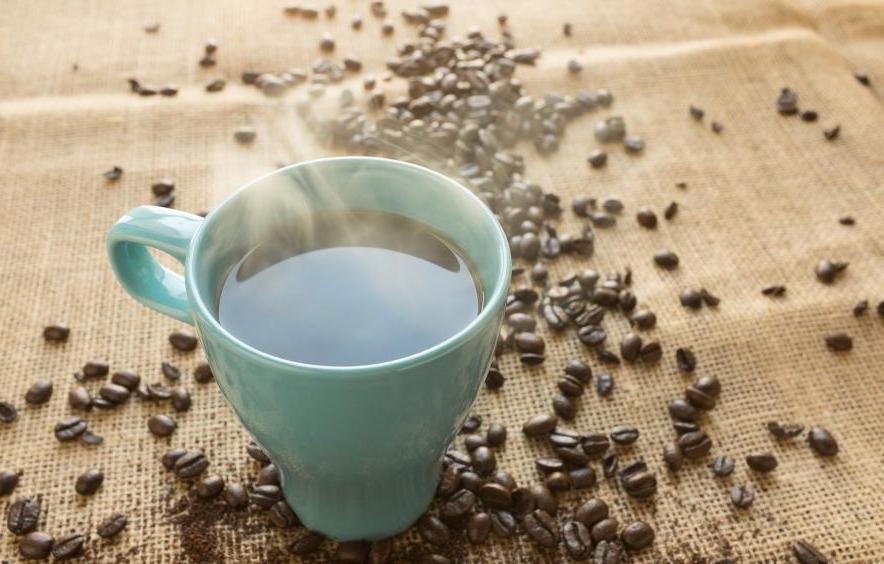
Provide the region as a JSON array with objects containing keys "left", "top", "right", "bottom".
[{"left": 1, "top": 0, "right": 883, "bottom": 562}]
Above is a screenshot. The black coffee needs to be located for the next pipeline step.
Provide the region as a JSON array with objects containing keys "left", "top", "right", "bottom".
[{"left": 217, "top": 210, "right": 482, "bottom": 366}]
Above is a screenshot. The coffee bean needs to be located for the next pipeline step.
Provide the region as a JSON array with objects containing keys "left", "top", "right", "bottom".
[
  {"left": 595, "top": 116, "right": 626, "bottom": 143},
  {"left": 700, "top": 288, "right": 720, "bottom": 307},
  {"left": 464, "top": 434, "right": 486, "bottom": 451},
  {"left": 288, "top": 532, "right": 324, "bottom": 555},
  {"left": 478, "top": 482, "right": 511, "bottom": 510},
  {"left": 55, "top": 417, "right": 87, "bottom": 441},
  {"left": 777, "top": 87, "right": 798, "bottom": 114},
  {"left": 620, "top": 521, "right": 654, "bottom": 551},
  {"left": 43, "top": 324, "right": 70, "bottom": 342},
  {"left": 80, "top": 430, "right": 103, "bottom": 446},
  {"left": 534, "top": 457, "right": 564, "bottom": 475},
  {"left": 234, "top": 127, "right": 257, "bottom": 144},
  {"left": 75, "top": 469, "right": 103, "bottom": 495},
  {"left": 850, "top": 299, "right": 869, "bottom": 316},
  {"left": 610, "top": 426, "right": 639, "bottom": 445},
  {"left": 250, "top": 484, "right": 281, "bottom": 508},
  {"left": 767, "top": 421, "right": 804, "bottom": 440},
  {"left": 711, "top": 456, "right": 735, "bottom": 477},
  {"left": 100, "top": 383, "right": 130, "bottom": 405},
  {"left": 149, "top": 179, "right": 175, "bottom": 197},
  {"left": 824, "top": 331, "right": 852, "bottom": 351},
  {"left": 815, "top": 259, "right": 848, "bottom": 284},
  {"left": 762, "top": 284, "right": 787, "bottom": 297},
  {"left": 445, "top": 449, "right": 471, "bottom": 470},
  {"left": 663, "top": 441, "right": 683, "bottom": 471},
  {"left": 81, "top": 360, "right": 109, "bottom": 379},
  {"left": 680, "top": 288, "right": 703, "bottom": 309},
  {"left": 138, "top": 382, "right": 172, "bottom": 401},
  {"left": 111, "top": 369, "right": 140, "bottom": 390},
  {"left": 270, "top": 500, "right": 299, "bottom": 528},
  {"left": 52, "top": 532, "right": 85, "bottom": 560},
  {"left": 440, "top": 489, "right": 475, "bottom": 519},
  {"left": 679, "top": 430, "right": 712, "bottom": 458},
  {"left": 8, "top": 498, "right": 40, "bottom": 534},
  {"left": 602, "top": 453, "right": 618, "bottom": 477},
  {"left": 97, "top": 513, "right": 128, "bottom": 538},
  {"left": 570, "top": 467, "right": 597, "bottom": 489},
  {"left": 507, "top": 487, "right": 534, "bottom": 517},
  {"left": 466, "top": 512, "right": 491, "bottom": 544},
  {"left": 588, "top": 150, "right": 607, "bottom": 168},
  {"left": 257, "top": 464, "right": 279, "bottom": 487},
  {"left": 528, "top": 483, "right": 558, "bottom": 516},
  {"left": 485, "top": 366, "right": 505, "bottom": 389},
  {"left": 730, "top": 483, "right": 754, "bottom": 508},
  {"left": 800, "top": 110, "right": 818, "bottom": 122},
  {"left": 523, "top": 414, "right": 557, "bottom": 437},
  {"left": 674, "top": 421, "right": 701, "bottom": 434},
  {"left": 148, "top": 414, "right": 176, "bottom": 437},
  {"left": 578, "top": 325, "right": 607, "bottom": 347},
  {"left": 0, "top": 470, "right": 20, "bottom": 496},
  {"left": 793, "top": 540, "right": 829, "bottom": 564},
  {"left": 594, "top": 540, "right": 625, "bottom": 563},
  {"left": 690, "top": 105, "right": 705, "bottom": 120},
  {"left": 19, "top": 532, "right": 54, "bottom": 560},
  {"left": 171, "top": 387, "right": 191, "bottom": 412},
  {"left": 175, "top": 451, "right": 209, "bottom": 479},
  {"left": 564, "top": 360, "right": 591, "bottom": 383},
  {"left": 839, "top": 215, "right": 856, "bottom": 226},
  {"left": 549, "top": 428, "right": 582, "bottom": 448},
  {"left": 492, "top": 470, "right": 517, "bottom": 492},
  {"left": 693, "top": 375, "right": 721, "bottom": 397},
  {"left": 169, "top": 330, "right": 198, "bottom": 351},
  {"left": 523, "top": 509, "right": 557, "bottom": 547},
  {"left": 482, "top": 424, "right": 506, "bottom": 449},
  {"left": 669, "top": 399, "right": 698, "bottom": 422},
  {"left": 368, "top": 539, "right": 392, "bottom": 564},
  {"left": 636, "top": 207, "right": 657, "bottom": 229},
  {"left": 23, "top": 380, "right": 52, "bottom": 405},
  {"left": 620, "top": 333, "right": 642, "bottom": 362},
  {"left": 161, "top": 448, "right": 186, "bottom": 470},
  {"left": 595, "top": 373, "right": 614, "bottom": 397},
  {"left": 582, "top": 432, "right": 610, "bottom": 456},
  {"left": 161, "top": 362, "right": 181, "bottom": 381},
  {"left": 664, "top": 201, "right": 678, "bottom": 220},
  {"left": 630, "top": 309, "right": 657, "bottom": 330},
  {"left": 461, "top": 413, "right": 482, "bottom": 433},
  {"left": 545, "top": 471, "right": 570, "bottom": 492},
  {"left": 685, "top": 385, "right": 716, "bottom": 410},
  {"left": 507, "top": 312, "right": 536, "bottom": 333},
  {"left": 624, "top": 136, "right": 644, "bottom": 153},
  {"left": 552, "top": 394, "right": 576, "bottom": 420},
  {"left": 471, "top": 446, "right": 496, "bottom": 475},
  {"left": 224, "top": 483, "right": 248, "bottom": 509},
  {"left": 639, "top": 341, "right": 662, "bottom": 364},
  {"left": 103, "top": 166, "right": 123, "bottom": 181},
  {"left": 514, "top": 332, "right": 545, "bottom": 354},
  {"left": 746, "top": 452, "right": 777, "bottom": 473},
  {"left": 808, "top": 427, "right": 838, "bottom": 457},
  {"left": 591, "top": 517, "right": 619, "bottom": 543},
  {"left": 196, "top": 475, "right": 225, "bottom": 499},
  {"left": 574, "top": 498, "right": 608, "bottom": 530},
  {"left": 620, "top": 462, "right": 656, "bottom": 498},
  {"left": 417, "top": 515, "right": 449, "bottom": 545},
  {"left": 193, "top": 361, "right": 214, "bottom": 383},
  {"left": 653, "top": 250, "right": 679, "bottom": 270}
]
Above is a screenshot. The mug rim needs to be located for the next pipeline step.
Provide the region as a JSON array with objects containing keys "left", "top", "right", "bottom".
[{"left": 185, "top": 156, "right": 511, "bottom": 376}]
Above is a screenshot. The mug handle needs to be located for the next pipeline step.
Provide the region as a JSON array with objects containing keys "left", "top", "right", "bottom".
[{"left": 107, "top": 206, "right": 204, "bottom": 325}]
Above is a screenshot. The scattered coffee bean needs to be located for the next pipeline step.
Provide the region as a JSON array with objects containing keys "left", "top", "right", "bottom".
[
  {"left": 289, "top": 531, "right": 324, "bottom": 555},
  {"left": 490, "top": 510, "right": 516, "bottom": 537},
  {"left": 24, "top": 380, "right": 52, "bottom": 405},
  {"left": 43, "top": 324, "right": 70, "bottom": 342},
  {"left": 567, "top": 59, "right": 583, "bottom": 74},
  {"left": 669, "top": 399, "right": 698, "bottom": 422},
  {"left": 801, "top": 110, "right": 818, "bottom": 122},
  {"left": 417, "top": 515, "right": 449, "bottom": 545},
  {"left": 815, "top": 259, "right": 848, "bottom": 284},
  {"left": 250, "top": 484, "right": 282, "bottom": 508},
  {"left": 878, "top": 301, "right": 884, "bottom": 318},
  {"left": 52, "top": 532, "right": 85, "bottom": 560},
  {"left": 591, "top": 517, "right": 619, "bottom": 543},
  {"left": 514, "top": 332, "right": 545, "bottom": 354},
  {"left": 767, "top": 421, "right": 804, "bottom": 440},
  {"left": 0, "top": 470, "right": 20, "bottom": 496},
  {"left": 55, "top": 417, "right": 87, "bottom": 441},
  {"left": 711, "top": 455, "right": 735, "bottom": 477},
  {"left": 196, "top": 475, "right": 225, "bottom": 499},
  {"left": 100, "top": 383, "right": 130, "bottom": 405},
  {"left": 19, "top": 531, "right": 54, "bottom": 560},
  {"left": 169, "top": 331, "right": 198, "bottom": 351},
  {"left": 594, "top": 540, "right": 625, "bottom": 563},
  {"left": 630, "top": 309, "right": 657, "bottom": 330},
  {"left": 653, "top": 249, "right": 679, "bottom": 269},
  {"left": 793, "top": 540, "right": 829, "bottom": 564},
  {"left": 75, "top": 469, "right": 103, "bottom": 495},
  {"left": 711, "top": 121, "right": 724, "bottom": 133},
  {"left": 762, "top": 284, "right": 786, "bottom": 297},
  {"left": 693, "top": 375, "right": 721, "bottom": 397},
  {"left": 663, "top": 441, "right": 683, "bottom": 471},
  {"left": 730, "top": 483, "right": 754, "bottom": 508},
  {"left": 552, "top": 394, "right": 576, "bottom": 419},
  {"left": 690, "top": 105, "right": 705, "bottom": 120},
  {"left": 700, "top": 288, "right": 720, "bottom": 306},
  {"left": 80, "top": 431, "right": 103, "bottom": 446},
  {"left": 824, "top": 331, "right": 852, "bottom": 351},
  {"left": 620, "top": 462, "right": 657, "bottom": 498},
  {"left": 257, "top": 464, "right": 280, "bottom": 486},
  {"left": 839, "top": 216, "right": 855, "bottom": 226},
  {"left": 807, "top": 427, "right": 838, "bottom": 457},
  {"left": 685, "top": 385, "right": 716, "bottom": 410},
  {"left": 154, "top": 194, "right": 174, "bottom": 207},
  {"left": 746, "top": 452, "right": 778, "bottom": 473},
  {"left": 110, "top": 369, "right": 140, "bottom": 390},
  {"left": 234, "top": 127, "right": 257, "bottom": 144},
  {"left": 595, "top": 116, "right": 626, "bottom": 143},
  {"left": 193, "top": 361, "right": 214, "bottom": 383},
  {"left": 485, "top": 423, "right": 507, "bottom": 447},
  {"left": 675, "top": 347, "right": 697, "bottom": 372},
  {"left": 161, "top": 448, "right": 186, "bottom": 470},
  {"left": 852, "top": 299, "right": 869, "bottom": 316},
  {"left": 823, "top": 125, "right": 840, "bottom": 140},
  {"left": 664, "top": 201, "right": 678, "bottom": 220},
  {"left": 161, "top": 362, "right": 181, "bottom": 381},
  {"left": 610, "top": 426, "right": 639, "bottom": 445},
  {"left": 461, "top": 413, "right": 482, "bottom": 433},
  {"left": 171, "top": 387, "right": 191, "bottom": 412},
  {"left": 639, "top": 341, "right": 662, "bottom": 364},
  {"left": 619, "top": 333, "right": 642, "bottom": 362},
  {"left": 523, "top": 414, "right": 557, "bottom": 437},
  {"left": 103, "top": 166, "right": 123, "bottom": 182},
  {"left": 582, "top": 432, "right": 610, "bottom": 457},
  {"left": 8, "top": 498, "right": 40, "bottom": 534},
  {"left": 621, "top": 521, "right": 654, "bottom": 551},
  {"left": 602, "top": 453, "right": 618, "bottom": 477},
  {"left": 777, "top": 87, "right": 798, "bottom": 115},
  {"left": 588, "top": 150, "right": 608, "bottom": 168},
  {"left": 485, "top": 366, "right": 505, "bottom": 389},
  {"left": 148, "top": 414, "right": 176, "bottom": 437},
  {"left": 624, "top": 136, "right": 644, "bottom": 154},
  {"left": 570, "top": 467, "right": 597, "bottom": 489},
  {"left": 97, "top": 513, "right": 128, "bottom": 538},
  {"left": 224, "top": 483, "right": 248, "bottom": 509},
  {"left": 679, "top": 430, "right": 712, "bottom": 459},
  {"left": 680, "top": 288, "right": 703, "bottom": 309},
  {"left": 83, "top": 360, "right": 109, "bottom": 379}
]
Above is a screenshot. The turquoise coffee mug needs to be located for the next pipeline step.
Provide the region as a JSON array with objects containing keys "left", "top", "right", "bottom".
[{"left": 107, "top": 157, "right": 511, "bottom": 540}]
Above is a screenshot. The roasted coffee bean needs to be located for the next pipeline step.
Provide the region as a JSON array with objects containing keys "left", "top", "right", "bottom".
[
  {"left": 653, "top": 249, "right": 679, "bottom": 269},
  {"left": 602, "top": 453, "right": 619, "bottom": 477},
  {"left": 669, "top": 399, "right": 698, "bottom": 422},
  {"left": 171, "top": 387, "right": 191, "bottom": 412},
  {"left": 777, "top": 87, "right": 798, "bottom": 114},
  {"left": 509, "top": 487, "right": 535, "bottom": 516},
  {"left": 767, "top": 421, "right": 804, "bottom": 440},
  {"left": 552, "top": 394, "right": 576, "bottom": 420},
  {"left": 52, "top": 532, "right": 85, "bottom": 560},
  {"left": 174, "top": 451, "right": 209, "bottom": 479},
  {"left": 104, "top": 166, "right": 124, "bottom": 181},
  {"left": 288, "top": 532, "right": 324, "bottom": 555},
  {"left": 610, "top": 426, "right": 639, "bottom": 445},
  {"left": 850, "top": 299, "right": 869, "bottom": 316},
  {"left": 590, "top": 212, "right": 616, "bottom": 228},
  {"left": 161, "top": 362, "right": 181, "bottom": 381},
  {"left": 417, "top": 515, "right": 449, "bottom": 545},
  {"left": 0, "top": 470, "right": 20, "bottom": 496},
  {"left": 19, "top": 532, "right": 54, "bottom": 560},
  {"left": 368, "top": 538, "right": 392, "bottom": 564},
  {"left": 619, "top": 290, "right": 637, "bottom": 312},
  {"left": 815, "top": 259, "right": 847, "bottom": 284},
  {"left": 676, "top": 347, "right": 697, "bottom": 372},
  {"left": 484, "top": 423, "right": 506, "bottom": 448},
  {"left": 630, "top": 309, "right": 657, "bottom": 330},
  {"left": 471, "top": 446, "right": 496, "bottom": 475},
  {"left": 663, "top": 441, "right": 683, "bottom": 471},
  {"left": 441, "top": 489, "right": 475, "bottom": 519},
  {"left": 570, "top": 467, "right": 597, "bottom": 489},
  {"left": 793, "top": 540, "right": 829, "bottom": 564},
  {"left": 111, "top": 370, "right": 140, "bottom": 390},
  {"left": 824, "top": 331, "right": 852, "bottom": 351},
  {"left": 43, "top": 324, "right": 70, "bottom": 342},
  {"left": 640, "top": 341, "right": 662, "bottom": 363},
  {"left": 602, "top": 199, "right": 623, "bottom": 214},
  {"left": 466, "top": 512, "right": 491, "bottom": 544},
  {"left": 93, "top": 397, "right": 115, "bottom": 410},
  {"left": 679, "top": 430, "right": 712, "bottom": 458},
  {"left": 517, "top": 510, "right": 555, "bottom": 548},
  {"left": 621, "top": 521, "right": 654, "bottom": 551},
  {"left": 478, "top": 482, "right": 511, "bottom": 509},
  {"left": 464, "top": 434, "right": 487, "bottom": 451},
  {"left": 250, "top": 484, "right": 282, "bottom": 508},
  {"left": 664, "top": 201, "right": 678, "bottom": 220},
  {"left": 193, "top": 361, "right": 214, "bottom": 383},
  {"left": 269, "top": 500, "right": 299, "bottom": 528},
  {"left": 507, "top": 312, "right": 536, "bottom": 332},
  {"left": 522, "top": 351, "right": 548, "bottom": 365},
  {"left": 700, "top": 288, "right": 720, "bottom": 307},
  {"left": 680, "top": 289, "right": 703, "bottom": 309},
  {"left": 636, "top": 207, "right": 657, "bottom": 229},
  {"left": 485, "top": 366, "right": 505, "bottom": 389},
  {"left": 139, "top": 382, "right": 172, "bottom": 401},
  {"left": 575, "top": 498, "right": 608, "bottom": 529},
  {"left": 523, "top": 414, "right": 557, "bottom": 437},
  {"left": 462, "top": 414, "right": 482, "bottom": 434},
  {"left": 491, "top": 470, "right": 514, "bottom": 490},
  {"left": 445, "top": 449, "right": 471, "bottom": 470},
  {"left": 148, "top": 414, "right": 177, "bottom": 437},
  {"left": 55, "top": 417, "right": 87, "bottom": 441},
  {"left": 23, "top": 381, "right": 51, "bottom": 408},
  {"left": 514, "top": 332, "right": 545, "bottom": 354},
  {"left": 620, "top": 333, "right": 642, "bottom": 362},
  {"left": 620, "top": 464, "right": 656, "bottom": 498},
  {"left": 234, "top": 126, "right": 257, "bottom": 144},
  {"left": 169, "top": 331, "right": 198, "bottom": 351},
  {"left": 150, "top": 179, "right": 175, "bottom": 197},
  {"left": 245, "top": 442, "right": 270, "bottom": 465},
  {"left": 80, "top": 431, "right": 103, "bottom": 446},
  {"left": 224, "top": 483, "right": 248, "bottom": 509},
  {"left": 436, "top": 466, "right": 459, "bottom": 498},
  {"left": 97, "top": 513, "right": 128, "bottom": 538},
  {"left": 8, "top": 498, "right": 40, "bottom": 534},
  {"left": 456, "top": 471, "right": 481, "bottom": 494},
  {"left": 674, "top": 421, "right": 700, "bottom": 435},
  {"left": 529, "top": 484, "right": 558, "bottom": 516},
  {"left": 556, "top": 446, "right": 590, "bottom": 467},
  {"left": 196, "top": 475, "right": 225, "bottom": 499},
  {"left": 746, "top": 452, "right": 778, "bottom": 473},
  {"left": 588, "top": 150, "right": 608, "bottom": 168},
  {"left": 549, "top": 427, "right": 582, "bottom": 448},
  {"left": 257, "top": 464, "right": 280, "bottom": 487},
  {"left": 82, "top": 360, "right": 109, "bottom": 379},
  {"left": 578, "top": 325, "right": 607, "bottom": 347},
  {"left": 596, "top": 372, "right": 615, "bottom": 397},
  {"left": 490, "top": 510, "right": 516, "bottom": 537},
  {"left": 336, "top": 541, "right": 370, "bottom": 563},
  {"left": 690, "top": 105, "right": 705, "bottom": 119},
  {"left": 711, "top": 456, "right": 735, "bottom": 477},
  {"left": 535, "top": 457, "right": 565, "bottom": 474},
  {"left": 545, "top": 471, "right": 570, "bottom": 492},
  {"left": 542, "top": 303, "right": 569, "bottom": 330},
  {"left": 594, "top": 540, "right": 625, "bottom": 563},
  {"left": 762, "top": 284, "right": 787, "bottom": 296},
  {"left": 685, "top": 385, "right": 716, "bottom": 410},
  {"left": 582, "top": 432, "right": 610, "bottom": 456},
  {"left": 878, "top": 301, "right": 884, "bottom": 318},
  {"left": 693, "top": 375, "right": 721, "bottom": 397},
  {"left": 99, "top": 383, "right": 130, "bottom": 405},
  {"left": 730, "top": 483, "right": 754, "bottom": 508},
  {"left": 591, "top": 517, "right": 619, "bottom": 543},
  {"left": 808, "top": 427, "right": 839, "bottom": 457},
  {"left": 75, "top": 469, "right": 103, "bottom": 495},
  {"left": 161, "top": 448, "right": 186, "bottom": 470}
]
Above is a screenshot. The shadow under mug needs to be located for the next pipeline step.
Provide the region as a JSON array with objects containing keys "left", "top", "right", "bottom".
[{"left": 107, "top": 157, "right": 511, "bottom": 541}]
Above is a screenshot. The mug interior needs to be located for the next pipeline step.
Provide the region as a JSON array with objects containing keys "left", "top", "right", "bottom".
[{"left": 188, "top": 157, "right": 510, "bottom": 369}]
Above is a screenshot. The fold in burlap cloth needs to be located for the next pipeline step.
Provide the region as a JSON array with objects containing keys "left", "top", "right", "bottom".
[{"left": 1, "top": 0, "right": 883, "bottom": 562}]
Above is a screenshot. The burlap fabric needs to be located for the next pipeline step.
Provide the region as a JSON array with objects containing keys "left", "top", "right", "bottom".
[{"left": 2, "top": 0, "right": 883, "bottom": 561}]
